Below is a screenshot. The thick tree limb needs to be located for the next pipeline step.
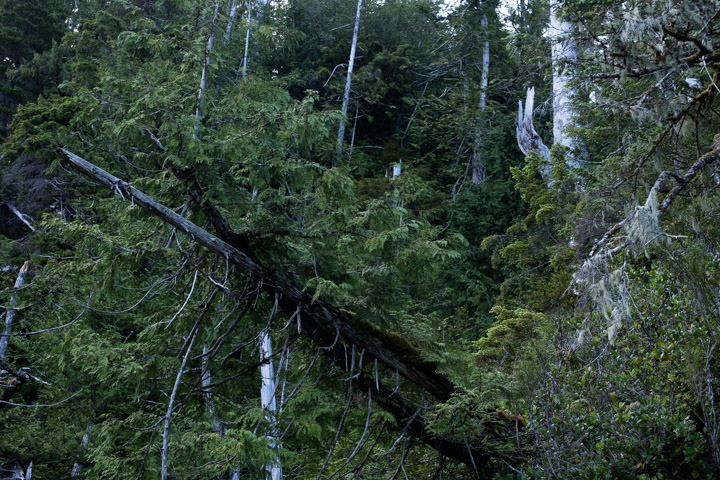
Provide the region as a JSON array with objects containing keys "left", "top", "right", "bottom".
[
  {"left": 657, "top": 146, "right": 720, "bottom": 218},
  {"left": 57, "top": 148, "right": 507, "bottom": 470},
  {"left": 590, "top": 145, "right": 720, "bottom": 257}
]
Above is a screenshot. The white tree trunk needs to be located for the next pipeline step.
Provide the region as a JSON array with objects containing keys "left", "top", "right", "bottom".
[
  {"left": 336, "top": 0, "right": 363, "bottom": 156},
  {"left": 471, "top": 13, "right": 490, "bottom": 185},
  {"left": 225, "top": 0, "right": 239, "bottom": 45},
  {"left": 1, "top": 263, "right": 31, "bottom": 480},
  {"left": 392, "top": 159, "right": 402, "bottom": 178},
  {"left": 517, "top": 0, "right": 582, "bottom": 174},
  {"left": 548, "top": 0, "right": 580, "bottom": 166},
  {"left": 0, "top": 261, "right": 29, "bottom": 361},
  {"left": 195, "top": 0, "right": 222, "bottom": 137},
  {"left": 478, "top": 14, "right": 490, "bottom": 113},
  {"left": 259, "top": 326, "right": 283, "bottom": 480},
  {"left": 241, "top": 0, "right": 252, "bottom": 78},
  {"left": 516, "top": 87, "right": 550, "bottom": 160}
]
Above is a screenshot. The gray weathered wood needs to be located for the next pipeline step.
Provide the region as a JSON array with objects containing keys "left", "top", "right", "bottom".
[{"left": 0, "top": 261, "right": 29, "bottom": 361}]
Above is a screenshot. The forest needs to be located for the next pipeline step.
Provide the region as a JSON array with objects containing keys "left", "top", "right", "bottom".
[{"left": 1, "top": 0, "right": 719, "bottom": 478}]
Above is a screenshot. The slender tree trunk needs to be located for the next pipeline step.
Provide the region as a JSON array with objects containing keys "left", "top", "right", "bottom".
[
  {"left": 0, "top": 261, "right": 29, "bottom": 361},
  {"left": 202, "top": 345, "right": 241, "bottom": 479},
  {"left": 202, "top": 345, "right": 223, "bottom": 434},
  {"left": 225, "top": 0, "right": 239, "bottom": 44},
  {"left": 336, "top": 0, "right": 363, "bottom": 158},
  {"left": 471, "top": 13, "right": 490, "bottom": 185},
  {"left": 0, "top": 263, "right": 31, "bottom": 478},
  {"left": 478, "top": 14, "right": 489, "bottom": 115},
  {"left": 161, "top": 326, "right": 200, "bottom": 480},
  {"left": 241, "top": 0, "right": 252, "bottom": 78},
  {"left": 259, "top": 297, "right": 283, "bottom": 480},
  {"left": 195, "top": 0, "right": 222, "bottom": 138},
  {"left": 548, "top": 0, "right": 581, "bottom": 166}
]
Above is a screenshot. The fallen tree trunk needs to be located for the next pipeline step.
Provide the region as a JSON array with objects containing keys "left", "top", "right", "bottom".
[
  {"left": 58, "top": 148, "right": 451, "bottom": 400},
  {"left": 57, "top": 148, "right": 504, "bottom": 472}
]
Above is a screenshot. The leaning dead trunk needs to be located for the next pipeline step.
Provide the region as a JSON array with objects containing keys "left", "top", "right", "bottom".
[
  {"left": 58, "top": 147, "right": 513, "bottom": 473},
  {"left": 336, "top": 0, "right": 363, "bottom": 158},
  {"left": 516, "top": 87, "right": 551, "bottom": 178}
]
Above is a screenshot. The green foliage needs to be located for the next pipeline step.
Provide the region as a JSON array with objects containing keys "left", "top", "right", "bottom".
[{"left": 4, "top": 0, "right": 720, "bottom": 478}]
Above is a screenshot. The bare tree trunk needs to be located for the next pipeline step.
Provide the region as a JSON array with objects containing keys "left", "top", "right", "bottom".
[
  {"left": 478, "top": 13, "right": 489, "bottom": 115},
  {"left": 336, "top": 0, "right": 363, "bottom": 158},
  {"left": 195, "top": 0, "right": 222, "bottom": 138},
  {"left": 202, "top": 345, "right": 223, "bottom": 435},
  {"left": 161, "top": 325, "right": 200, "bottom": 480},
  {"left": 0, "top": 261, "right": 29, "bottom": 361},
  {"left": 0, "top": 263, "right": 33, "bottom": 477},
  {"left": 548, "top": 0, "right": 581, "bottom": 166},
  {"left": 517, "top": 0, "right": 581, "bottom": 175},
  {"left": 516, "top": 87, "right": 550, "bottom": 160},
  {"left": 202, "top": 344, "right": 241, "bottom": 479},
  {"left": 241, "top": 0, "right": 252, "bottom": 78},
  {"left": 259, "top": 296, "right": 283, "bottom": 480},
  {"left": 225, "top": 0, "right": 239, "bottom": 44},
  {"left": 471, "top": 13, "right": 490, "bottom": 185}
]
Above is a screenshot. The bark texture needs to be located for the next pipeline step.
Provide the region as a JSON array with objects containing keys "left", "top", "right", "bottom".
[
  {"left": 471, "top": 13, "right": 490, "bottom": 185},
  {"left": 0, "top": 261, "right": 29, "bottom": 361},
  {"left": 516, "top": 87, "right": 550, "bottom": 162},
  {"left": 549, "top": 0, "right": 581, "bottom": 166},
  {"left": 259, "top": 326, "right": 283, "bottom": 480}
]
